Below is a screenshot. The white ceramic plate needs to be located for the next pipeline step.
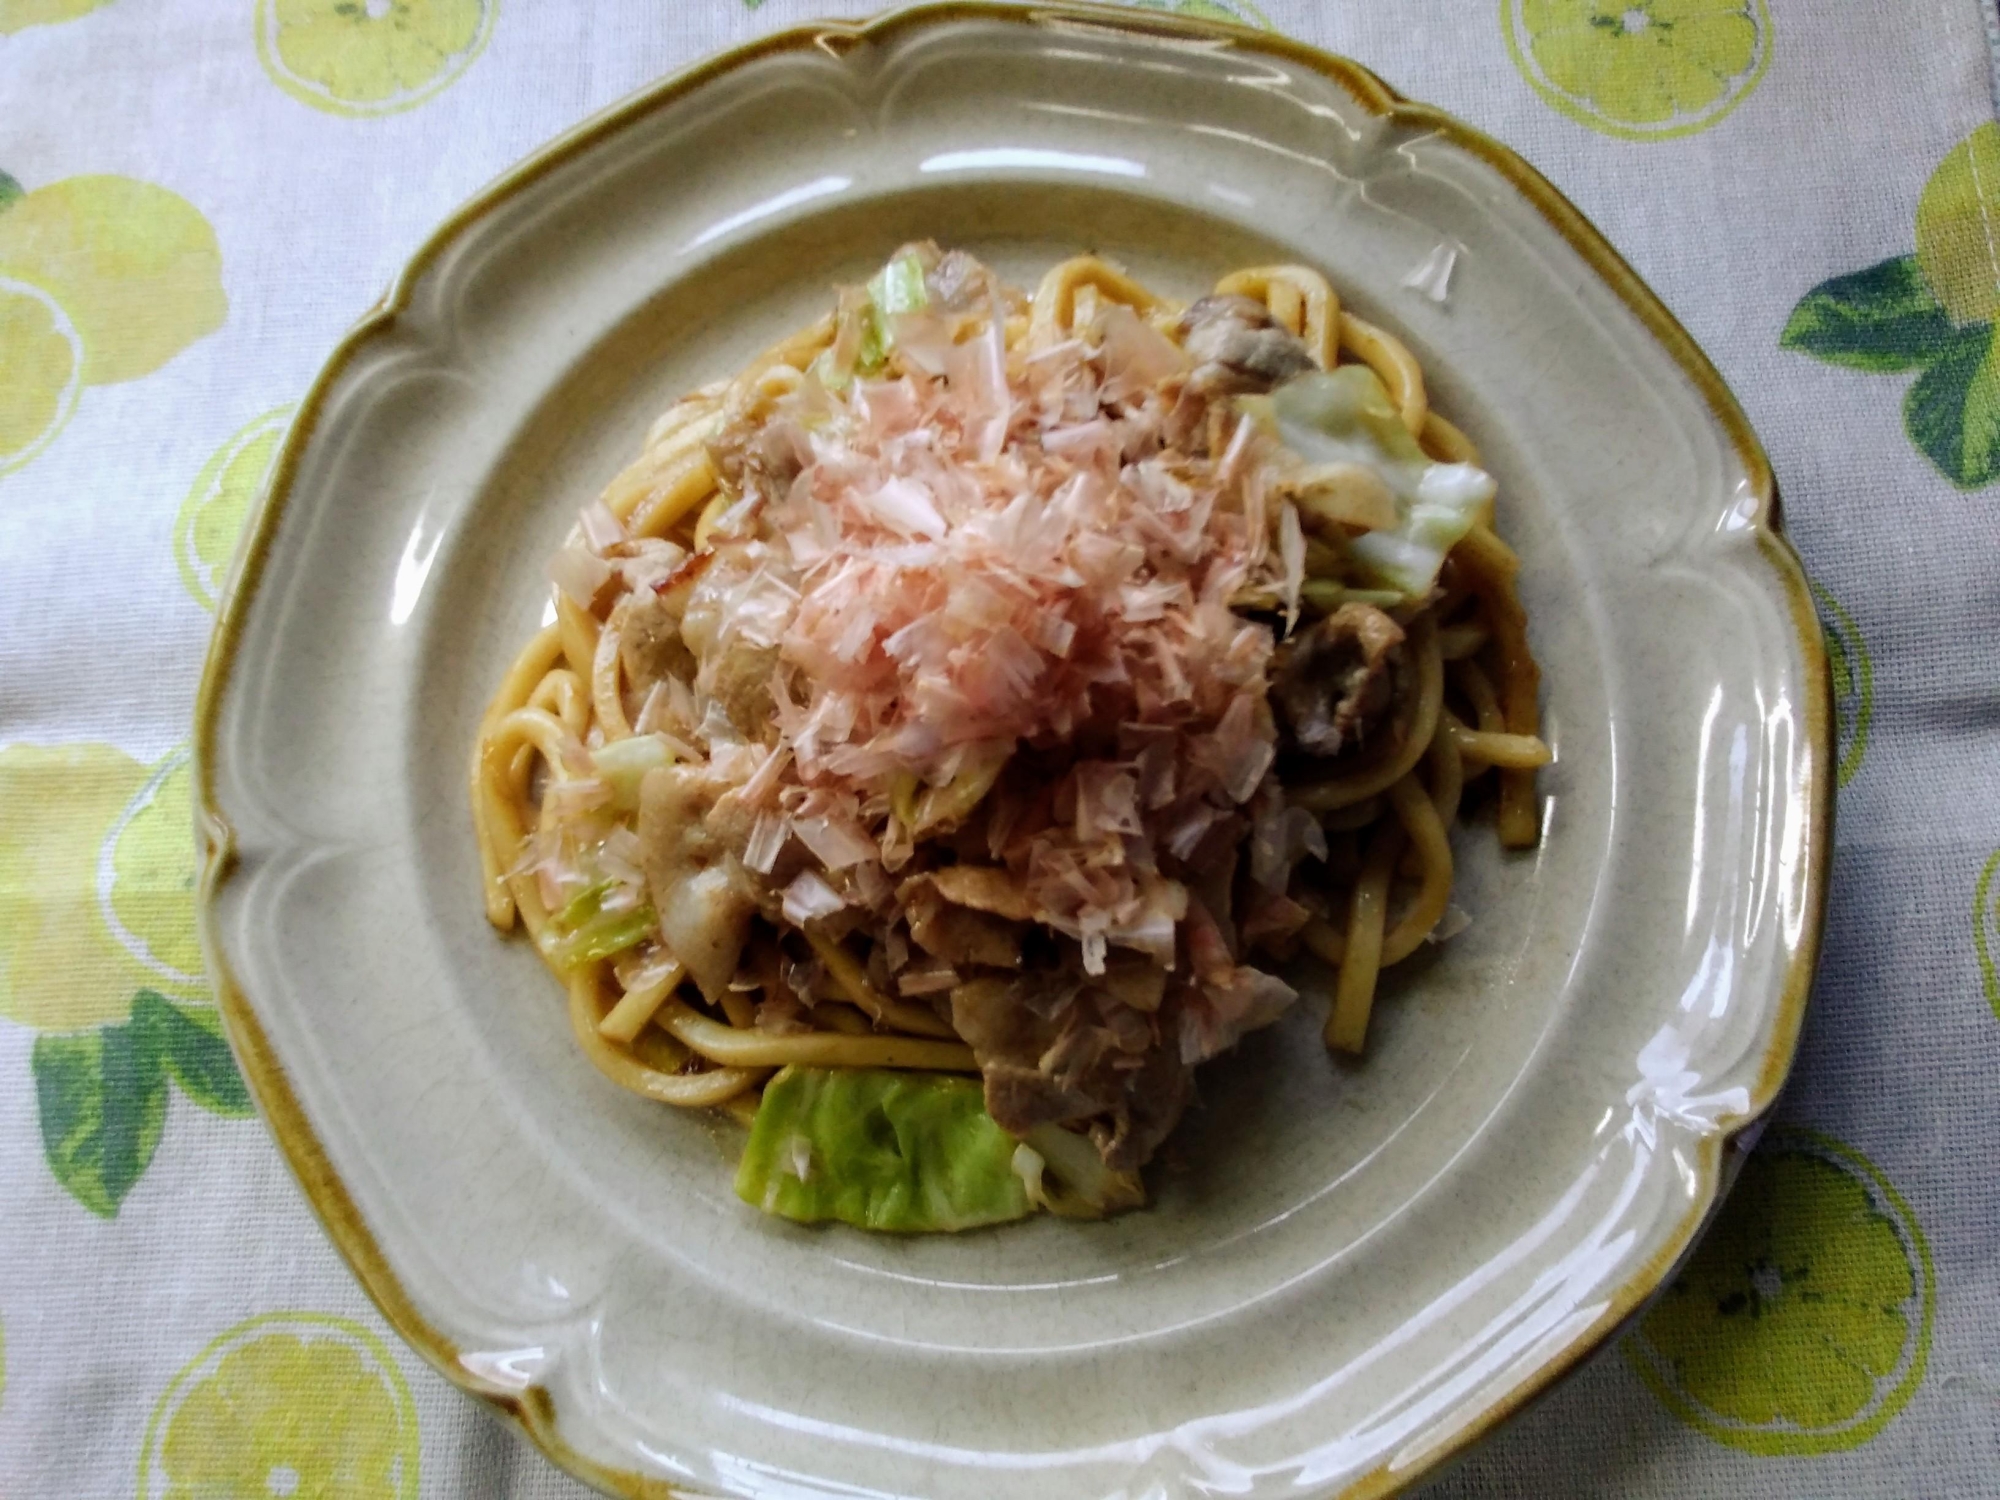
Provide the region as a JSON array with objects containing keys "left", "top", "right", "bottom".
[{"left": 195, "top": 6, "right": 1829, "bottom": 1497}]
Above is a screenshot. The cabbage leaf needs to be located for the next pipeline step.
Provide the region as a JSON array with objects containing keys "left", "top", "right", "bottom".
[
  {"left": 1259, "top": 367, "right": 1497, "bottom": 599},
  {"left": 811, "top": 249, "right": 931, "bottom": 391},
  {"left": 738, "top": 1067, "right": 1033, "bottom": 1232},
  {"left": 544, "top": 880, "right": 656, "bottom": 970}
]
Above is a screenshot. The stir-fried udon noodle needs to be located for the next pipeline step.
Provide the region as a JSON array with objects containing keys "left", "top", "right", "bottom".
[{"left": 472, "top": 246, "right": 1548, "bottom": 1230}]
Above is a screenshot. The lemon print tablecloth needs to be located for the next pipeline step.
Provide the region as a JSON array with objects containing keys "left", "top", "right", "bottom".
[{"left": 2, "top": 2, "right": 1997, "bottom": 1496}]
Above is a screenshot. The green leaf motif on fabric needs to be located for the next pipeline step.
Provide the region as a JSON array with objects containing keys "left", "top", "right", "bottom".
[
  {"left": 1779, "top": 257, "right": 1956, "bottom": 373},
  {"left": 32, "top": 991, "right": 251, "bottom": 1216},
  {"left": 1903, "top": 325, "right": 2000, "bottom": 488},
  {"left": 1807, "top": 579, "right": 1872, "bottom": 787},
  {"left": 33, "top": 1015, "right": 169, "bottom": 1219},
  {"left": 138, "top": 991, "right": 255, "bottom": 1118},
  {"left": 0, "top": 172, "right": 21, "bottom": 211},
  {"left": 1974, "top": 847, "right": 2000, "bottom": 1021},
  {"left": 1785, "top": 126, "right": 2000, "bottom": 489},
  {"left": 2, "top": 741, "right": 254, "bottom": 1214},
  {"left": 1624, "top": 1128, "right": 1933, "bottom": 1455},
  {"left": 1500, "top": 0, "right": 1772, "bottom": 142}
]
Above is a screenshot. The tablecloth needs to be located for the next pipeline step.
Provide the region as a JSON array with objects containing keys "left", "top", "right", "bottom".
[{"left": 1, "top": 1, "right": 1995, "bottom": 1495}]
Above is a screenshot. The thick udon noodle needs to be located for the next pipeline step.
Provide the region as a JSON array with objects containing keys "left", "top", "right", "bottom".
[{"left": 471, "top": 257, "right": 1545, "bottom": 1121}]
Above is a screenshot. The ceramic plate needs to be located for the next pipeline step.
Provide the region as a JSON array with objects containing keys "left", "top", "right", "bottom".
[{"left": 195, "top": 6, "right": 1829, "bottom": 1497}]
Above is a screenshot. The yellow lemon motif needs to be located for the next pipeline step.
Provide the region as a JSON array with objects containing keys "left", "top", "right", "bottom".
[
  {"left": 1915, "top": 122, "right": 2000, "bottom": 328},
  {"left": 1503, "top": 0, "right": 1772, "bottom": 142},
  {"left": 0, "top": 0, "right": 114, "bottom": 33},
  {"left": 0, "top": 744, "right": 153, "bottom": 1031},
  {"left": 1975, "top": 846, "right": 2000, "bottom": 1021},
  {"left": 104, "top": 747, "right": 207, "bottom": 1003},
  {"left": 0, "top": 273, "right": 84, "bottom": 476},
  {"left": 140, "top": 1312, "right": 420, "bottom": 1500},
  {"left": 175, "top": 406, "right": 294, "bottom": 612},
  {"left": 257, "top": 0, "right": 496, "bottom": 118},
  {"left": 0, "top": 175, "right": 225, "bottom": 387},
  {"left": 0, "top": 743, "right": 206, "bottom": 1030},
  {"left": 1626, "top": 1128, "right": 1933, "bottom": 1455}
]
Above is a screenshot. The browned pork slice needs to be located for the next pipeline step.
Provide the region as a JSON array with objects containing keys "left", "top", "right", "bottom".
[
  {"left": 950, "top": 968, "right": 1195, "bottom": 1171},
  {"left": 1271, "top": 602, "right": 1406, "bottom": 757},
  {"left": 1179, "top": 294, "right": 1318, "bottom": 396}
]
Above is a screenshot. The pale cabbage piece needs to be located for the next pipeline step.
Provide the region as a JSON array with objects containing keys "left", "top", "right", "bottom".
[
  {"left": 1260, "top": 366, "right": 1496, "bottom": 598},
  {"left": 737, "top": 1068, "right": 1146, "bottom": 1229},
  {"left": 737, "top": 1067, "right": 1033, "bottom": 1232}
]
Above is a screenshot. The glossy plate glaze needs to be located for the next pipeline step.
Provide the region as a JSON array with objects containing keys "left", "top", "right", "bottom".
[{"left": 194, "top": 6, "right": 1829, "bottom": 1497}]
